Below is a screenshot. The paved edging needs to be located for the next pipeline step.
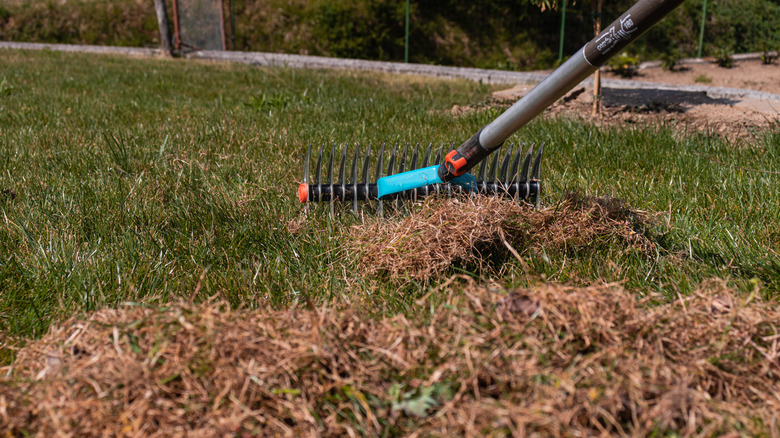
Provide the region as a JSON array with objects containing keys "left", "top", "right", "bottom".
[
  {"left": 0, "top": 41, "right": 161, "bottom": 57},
  {"left": 3, "top": 41, "right": 780, "bottom": 102}
]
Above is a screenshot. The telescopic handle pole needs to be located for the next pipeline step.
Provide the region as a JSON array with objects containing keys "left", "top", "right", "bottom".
[{"left": 438, "top": 0, "right": 686, "bottom": 182}]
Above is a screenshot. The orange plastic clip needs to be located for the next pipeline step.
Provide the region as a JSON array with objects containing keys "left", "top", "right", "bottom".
[{"left": 445, "top": 150, "right": 468, "bottom": 177}]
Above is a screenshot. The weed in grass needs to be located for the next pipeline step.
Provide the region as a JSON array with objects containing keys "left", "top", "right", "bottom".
[
  {"left": 0, "top": 76, "right": 13, "bottom": 96},
  {"left": 714, "top": 48, "right": 734, "bottom": 68}
]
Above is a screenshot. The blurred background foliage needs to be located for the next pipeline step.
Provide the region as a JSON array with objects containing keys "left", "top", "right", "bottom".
[{"left": 1, "top": 0, "right": 779, "bottom": 70}]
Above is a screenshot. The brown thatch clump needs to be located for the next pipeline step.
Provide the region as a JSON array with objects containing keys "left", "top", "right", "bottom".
[
  {"left": 350, "top": 193, "right": 652, "bottom": 282},
  {"left": 1, "top": 279, "right": 778, "bottom": 436}
]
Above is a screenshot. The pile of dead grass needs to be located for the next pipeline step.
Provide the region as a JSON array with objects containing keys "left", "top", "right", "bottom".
[
  {"left": 1, "top": 279, "right": 777, "bottom": 436},
  {"left": 350, "top": 193, "right": 653, "bottom": 282}
]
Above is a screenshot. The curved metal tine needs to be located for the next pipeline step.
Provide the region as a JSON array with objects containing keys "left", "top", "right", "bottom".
[
  {"left": 338, "top": 146, "right": 348, "bottom": 198},
  {"left": 410, "top": 144, "right": 419, "bottom": 170},
  {"left": 327, "top": 146, "right": 335, "bottom": 218},
  {"left": 499, "top": 144, "right": 513, "bottom": 194},
  {"left": 520, "top": 143, "right": 534, "bottom": 182},
  {"left": 314, "top": 143, "right": 324, "bottom": 202},
  {"left": 421, "top": 143, "right": 432, "bottom": 167},
  {"left": 397, "top": 143, "right": 408, "bottom": 209},
  {"left": 531, "top": 143, "right": 544, "bottom": 180},
  {"left": 510, "top": 143, "right": 524, "bottom": 201},
  {"left": 434, "top": 145, "right": 444, "bottom": 196},
  {"left": 303, "top": 144, "right": 311, "bottom": 184},
  {"left": 409, "top": 144, "right": 419, "bottom": 202},
  {"left": 421, "top": 143, "right": 432, "bottom": 197},
  {"left": 375, "top": 144, "right": 385, "bottom": 217},
  {"left": 502, "top": 144, "right": 514, "bottom": 182},
  {"left": 387, "top": 144, "right": 397, "bottom": 210},
  {"left": 302, "top": 144, "right": 311, "bottom": 211},
  {"left": 362, "top": 144, "right": 372, "bottom": 218},
  {"left": 510, "top": 143, "right": 524, "bottom": 184},
  {"left": 531, "top": 143, "right": 544, "bottom": 209},
  {"left": 351, "top": 144, "right": 360, "bottom": 215},
  {"left": 387, "top": 144, "right": 397, "bottom": 176},
  {"left": 488, "top": 146, "right": 501, "bottom": 182},
  {"left": 477, "top": 155, "right": 487, "bottom": 181}
]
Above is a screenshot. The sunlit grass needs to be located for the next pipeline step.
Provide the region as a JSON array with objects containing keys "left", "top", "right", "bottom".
[{"left": 1, "top": 49, "right": 778, "bottom": 354}]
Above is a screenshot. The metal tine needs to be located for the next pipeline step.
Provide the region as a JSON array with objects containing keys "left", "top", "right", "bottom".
[
  {"left": 531, "top": 142, "right": 544, "bottom": 180},
  {"left": 338, "top": 146, "right": 347, "bottom": 188},
  {"left": 314, "top": 143, "right": 324, "bottom": 184},
  {"left": 303, "top": 144, "right": 311, "bottom": 185},
  {"left": 421, "top": 143, "right": 432, "bottom": 167},
  {"left": 387, "top": 144, "right": 397, "bottom": 177},
  {"left": 326, "top": 146, "right": 335, "bottom": 184},
  {"left": 504, "top": 144, "right": 516, "bottom": 182},
  {"left": 387, "top": 144, "right": 397, "bottom": 210},
  {"left": 314, "top": 143, "right": 324, "bottom": 202},
  {"left": 477, "top": 156, "right": 486, "bottom": 181},
  {"left": 397, "top": 143, "right": 408, "bottom": 209},
  {"left": 488, "top": 146, "right": 501, "bottom": 182},
  {"left": 434, "top": 145, "right": 443, "bottom": 165},
  {"left": 510, "top": 143, "right": 524, "bottom": 201},
  {"left": 421, "top": 143, "right": 432, "bottom": 197},
  {"left": 531, "top": 143, "right": 544, "bottom": 209},
  {"left": 499, "top": 144, "right": 513, "bottom": 190},
  {"left": 434, "top": 145, "right": 444, "bottom": 196},
  {"left": 398, "top": 143, "right": 408, "bottom": 173},
  {"left": 327, "top": 145, "right": 335, "bottom": 218},
  {"left": 410, "top": 144, "right": 419, "bottom": 202},
  {"left": 520, "top": 143, "right": 534, "bottom": 181},
  {"left": 362, "top": 144, "right": 371, "bottom": 217},
  {"left": 510, "top": 143, "right": 524, "bottom": 184},
  {"left": 376, "top": 144, "right": 385, "bottom": 217},
  {"left": 351, "top": 144, "right": 360, "bottom": 215}
]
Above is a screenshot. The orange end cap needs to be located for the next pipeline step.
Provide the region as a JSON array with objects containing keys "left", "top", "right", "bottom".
[{"left": 298, "top": 183, "right": 309, "bottom": 203}]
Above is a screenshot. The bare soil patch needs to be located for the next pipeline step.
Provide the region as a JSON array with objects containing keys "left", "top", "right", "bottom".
[
  {"left": 1, "top": 279, "right": 777, "bottom": 436},
  {"left": 623, "top": 59, "right": 780, "bottom": 95},
  {"left": 491, "top": 59, "right": 780, "bottom": 141}
]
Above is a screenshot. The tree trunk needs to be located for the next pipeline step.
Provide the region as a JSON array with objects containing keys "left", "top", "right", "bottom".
[{"left": 154, "top": 0, "right": 174, "bottom": 57}]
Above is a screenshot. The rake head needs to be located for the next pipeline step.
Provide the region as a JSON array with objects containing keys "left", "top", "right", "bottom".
[{"left": 298, "top": 142, "right": 543, "bottom": 216}]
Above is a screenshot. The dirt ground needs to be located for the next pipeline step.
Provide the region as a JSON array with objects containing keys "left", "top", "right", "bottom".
[{"left": 490, "top": 58, "right": 780, "bottom": 140}]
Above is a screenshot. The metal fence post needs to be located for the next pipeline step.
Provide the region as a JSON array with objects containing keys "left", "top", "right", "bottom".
[
  {"left": 697, "top": 0, "right": 708, "bottom": 58},
  {"left": 404, "top": 0, "right": 410, "bottom": 63},
  {"left": 559, "top": 0, "right": 567, "bottom": 62}
]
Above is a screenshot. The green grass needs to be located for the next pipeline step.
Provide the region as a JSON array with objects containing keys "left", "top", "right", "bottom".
[{"left": 1, "top": 48, "right": 779, "bottom": 356}]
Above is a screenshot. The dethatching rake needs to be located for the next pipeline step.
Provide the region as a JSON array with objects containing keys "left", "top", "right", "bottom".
[
  {"left": 298, "top": 142, "right": 544, "bottom": 216},
  {"left": 298, "top": 0, "right": 685, "bottom": 214}
]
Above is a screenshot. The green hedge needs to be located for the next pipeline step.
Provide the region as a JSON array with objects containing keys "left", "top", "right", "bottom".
[
  {"left": 0, "top": 0, "right": 159, "bottom": 47},
  {"left": 2, "top": 0, "right": 779, "bottom": 69}
]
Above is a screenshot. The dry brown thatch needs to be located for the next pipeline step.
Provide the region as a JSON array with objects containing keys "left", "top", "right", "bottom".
[
  {"left": 350, "top": 193, "right": 653, "bottom": 282},
  {"left": 1, "top": 279, "right": 778, "bottom": 436}
]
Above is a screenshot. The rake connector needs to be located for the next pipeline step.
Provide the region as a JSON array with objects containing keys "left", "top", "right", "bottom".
[{"left": 298, "top": 142, "right": 543, "bottom": 215}]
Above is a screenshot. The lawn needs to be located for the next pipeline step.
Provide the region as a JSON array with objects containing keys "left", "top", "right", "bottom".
[
  {"left": 0, "top": 48, "right": 779, "bottom": 435},
  {"left": 1, "top": 49, "right": 779, "bottom": 341}
]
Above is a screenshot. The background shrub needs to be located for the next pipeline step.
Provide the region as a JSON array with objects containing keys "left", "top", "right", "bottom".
[{"left": 2, "top": 0, "right": 780, "bottom": 70}]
